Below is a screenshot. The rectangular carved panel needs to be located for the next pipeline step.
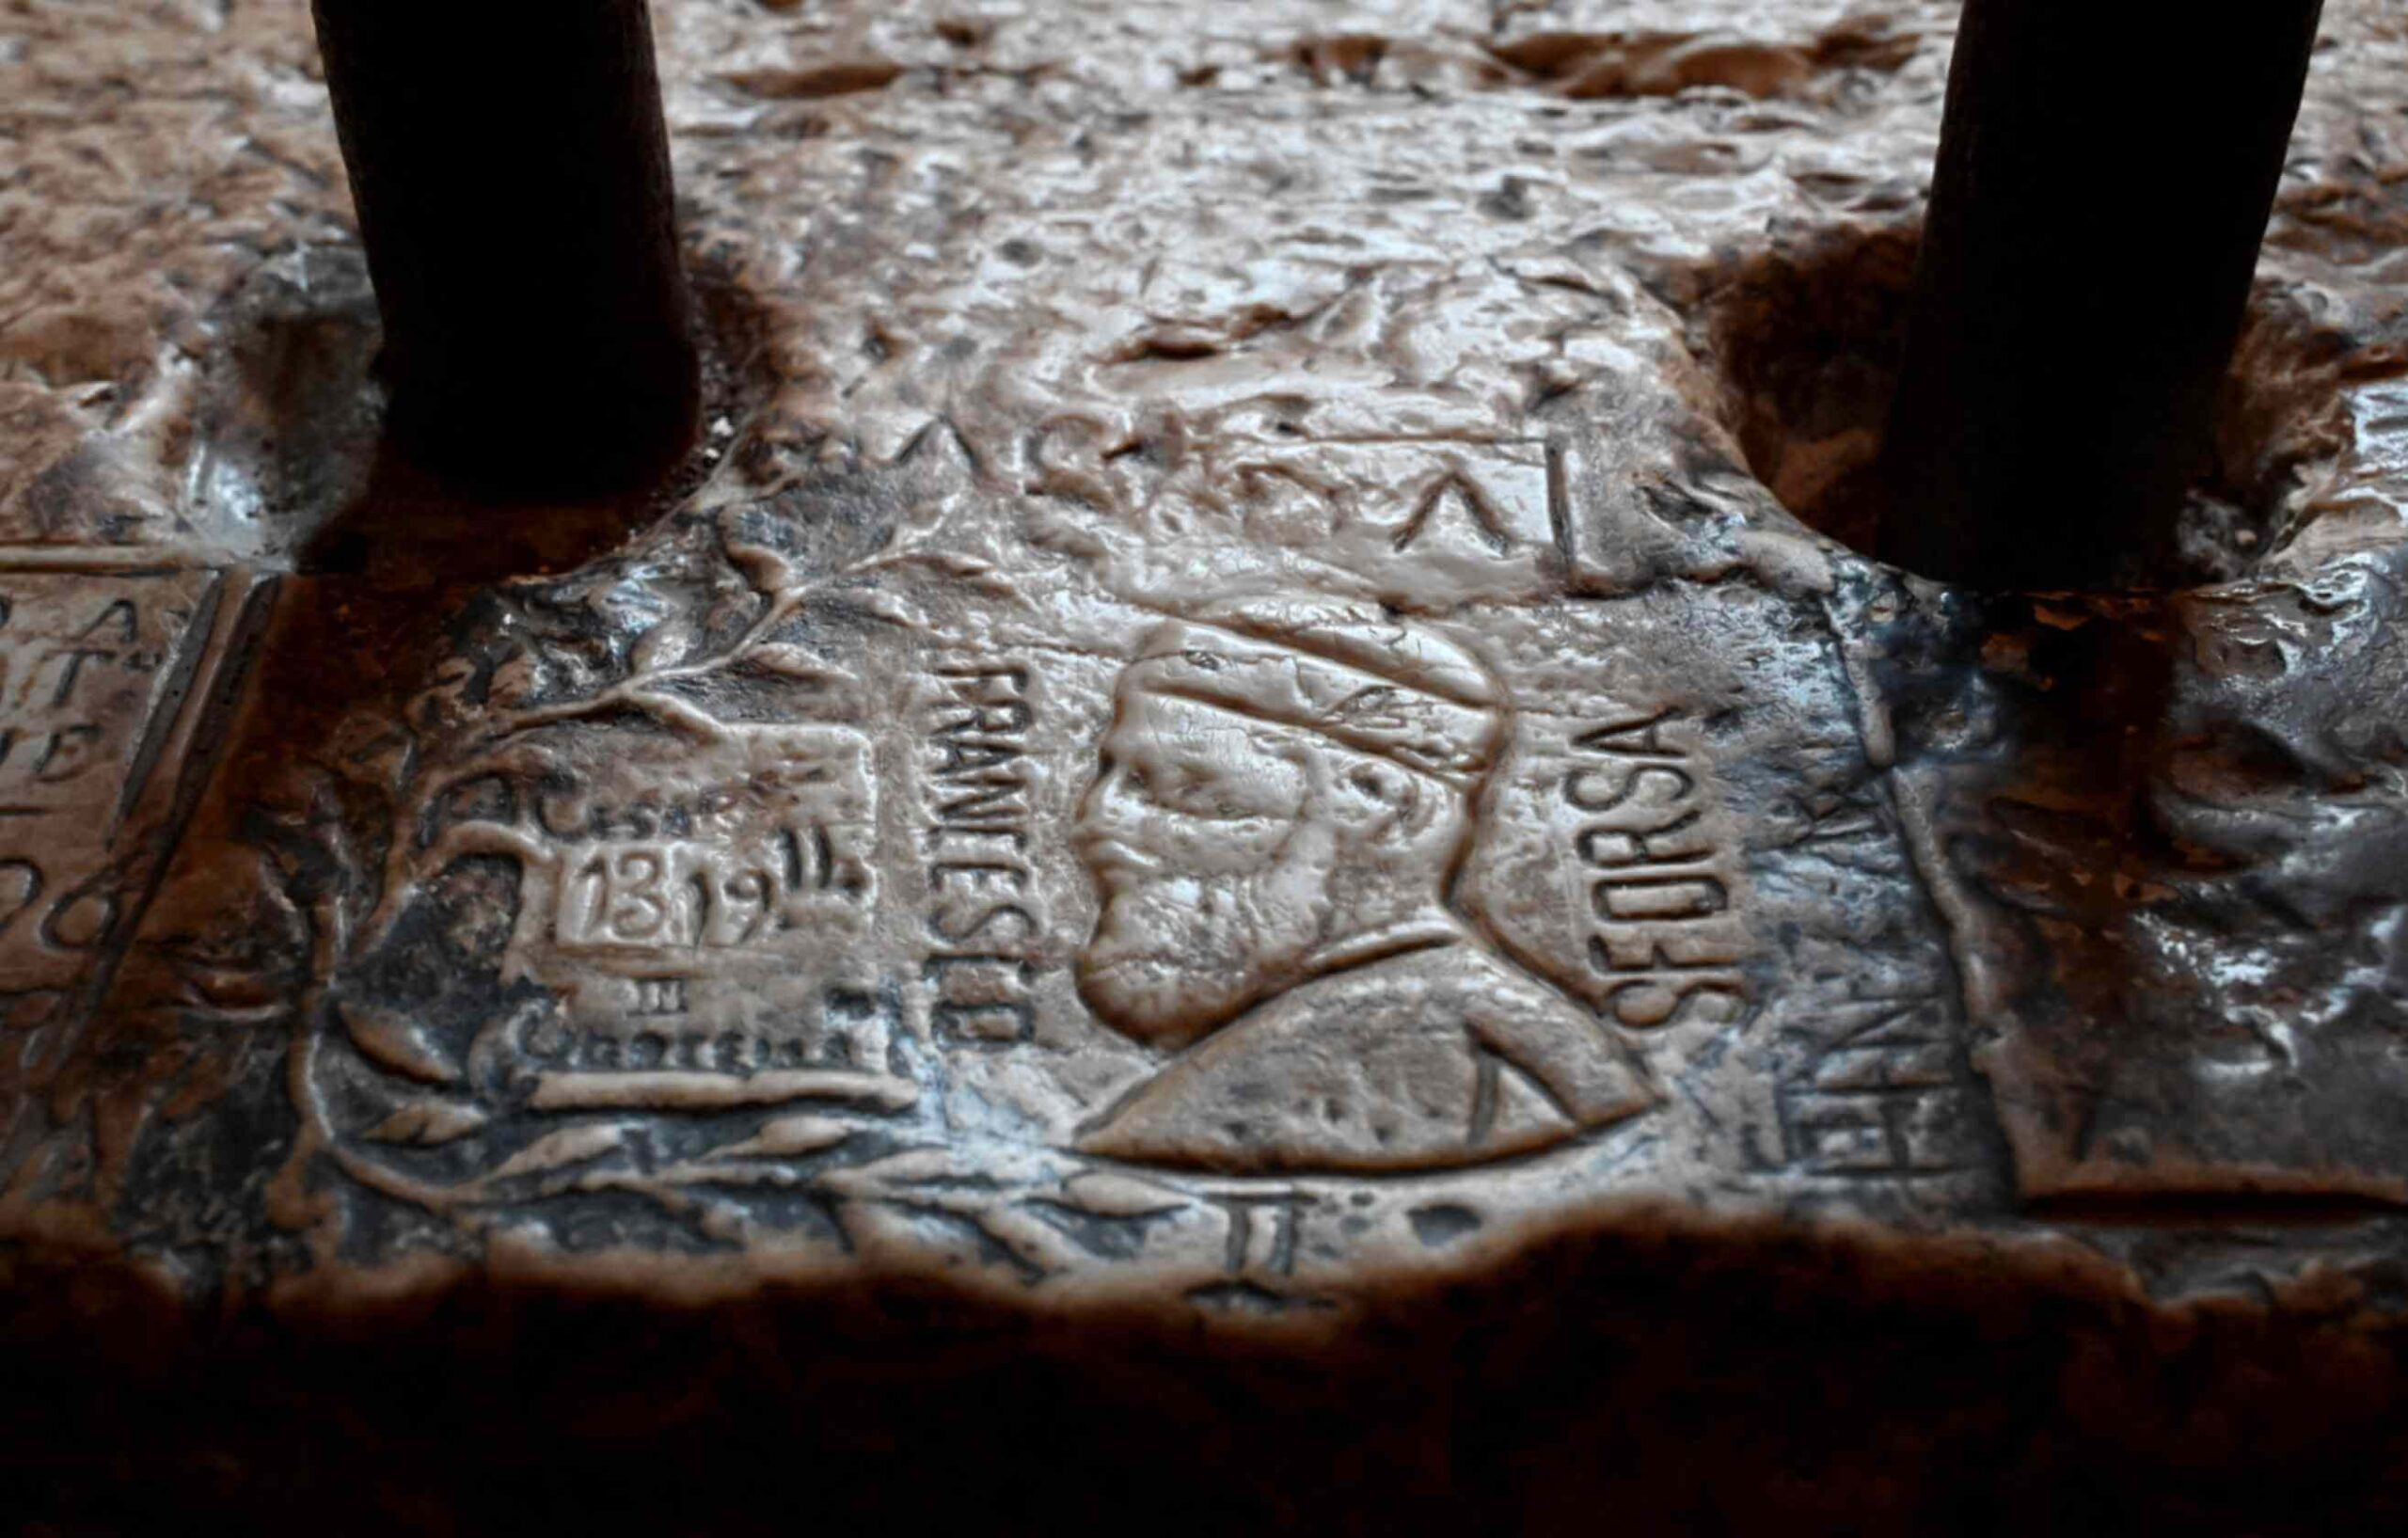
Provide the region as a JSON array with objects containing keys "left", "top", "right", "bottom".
[{"left": 0, "top": 564, "right": 264, "bottom": 1005}]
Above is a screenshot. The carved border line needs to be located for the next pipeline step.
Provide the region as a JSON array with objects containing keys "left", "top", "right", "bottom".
[{"left": 8, "top": 563, "right": 280, "bottom": 1035}]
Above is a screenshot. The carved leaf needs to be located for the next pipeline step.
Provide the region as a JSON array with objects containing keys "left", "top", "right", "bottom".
[
  {"left": 867, "top": 547, "right": 1021, "bottom": 598},
  {"left": 961, "top": 571, "right": 1022, "bottom": 601},
  {"left": 706, "top": 1113, "right": 855, "bottom": 1161},
  {"left": 930, "top": 552, "right": 997, "bottom": 580},
  {"left": 844, "top": 589, "right": 923, "bottom": 628},
  {"left": 1060, "top": 1171, "right": 1188, "bottom": 1218},
  {"left": 363, "top": 1099, "right": 488, "bottom": 1146},
  {"left": 338, "top": 1002, "right": 457, "bottom": 1084},
  {"left": 969, "top": 1206, "right": 1072, "bottom": 1276},
  {"left": 483, "top": 1123, "right": 628, "bottom": 1184},
  {"left": 624, "top": 690, "right": 727, "bottom": 741},
  {"left": 628, "top": 619, "right": 695, "bottom": 674},
  {"left": 873, "top": 547, "right": 986, "bottom": 578},
  {"left": 485, "top": 653, "right": 544, "bottom": 711},
  {"left": 740, "top": 644, "right": 849, "bottom": 684},
  {"left": 724, "top": 534, "right": 799, "bottom": 593},
  {"left": 822, "top": 1147, "right": 967, "bottom": 1197}
]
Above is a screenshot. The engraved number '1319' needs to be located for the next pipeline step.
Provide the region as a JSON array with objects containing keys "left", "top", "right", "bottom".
[{"left": 562, "top": 844, "right": 777, "bottom": 951}]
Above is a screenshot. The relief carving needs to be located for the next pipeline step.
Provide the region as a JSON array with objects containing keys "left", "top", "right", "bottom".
[
  {"left": 1465, "top": 692, "right": 1755, "bottom": 1045},
  {"left": 205, "top": 439, "right": 1830, "bottom": 1255},
  {"left": 1776, "top": 994, "right": 1986, "bottom": 1181},
  {"left": 0, "top": 569, "right": 262, "bottom": 1008},
  {"left": 502, "top": 725, "right": 898, "bottom": 1111},
  {"left": 1072, "top": 595, "right": 1654, "bottom": 1172},
  {"left": 921, "top": 660, "right": 1044, "bottom": 1046},
  {"left": 1560, "top": 710, "right": 1751, "bottom": 1033},
  {"left": 13, "top": 0, "right": 2408, "bottom": 1340}
]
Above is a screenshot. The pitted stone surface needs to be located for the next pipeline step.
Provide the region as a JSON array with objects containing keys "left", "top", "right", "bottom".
[{"left": 4, "top": 0, "right": 2408, "bottom": 1320}]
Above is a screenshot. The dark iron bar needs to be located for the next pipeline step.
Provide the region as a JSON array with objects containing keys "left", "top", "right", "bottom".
[
  {"left": 309, "top": 0, "right": 698, "bottom": 497},
  {"left": 1876, "top": 0, "right": 2325, "bottom": 590}
]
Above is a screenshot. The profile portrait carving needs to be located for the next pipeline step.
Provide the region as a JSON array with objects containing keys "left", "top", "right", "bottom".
[{"left": 1073, "top": 594, "right": 1655, "bottom": 1172}]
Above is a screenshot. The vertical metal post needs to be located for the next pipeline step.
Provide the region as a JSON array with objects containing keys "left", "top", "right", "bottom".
[
  {"left": 1877, "top": 1, "right": 2324, "bottom": 589},
  {"left": 310, "top": 0, "right": 698, "bottom": 497}
]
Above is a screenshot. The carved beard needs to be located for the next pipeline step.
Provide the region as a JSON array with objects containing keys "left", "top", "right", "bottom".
[{"left": 1077, "top": 824, "right": 1337, "bottom": 1051}]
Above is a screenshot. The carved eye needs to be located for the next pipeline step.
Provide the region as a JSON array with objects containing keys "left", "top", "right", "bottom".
[{"left": 1153, "top": 766, "right": 1246, "bottom": 820}]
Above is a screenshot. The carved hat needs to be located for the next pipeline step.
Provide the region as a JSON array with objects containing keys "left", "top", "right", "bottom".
[{"left": 1124, "top": 595, "right": 1506, "bottom": 790}]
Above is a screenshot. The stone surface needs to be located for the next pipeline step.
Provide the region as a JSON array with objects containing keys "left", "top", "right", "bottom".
[{"left": 8, "top": 0, "right": 2408, "bottom": 1524}]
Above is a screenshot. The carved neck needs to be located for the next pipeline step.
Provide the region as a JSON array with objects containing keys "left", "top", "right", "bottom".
[{"left": 1302, "top": 910, "right": 1463, "bottom": 980}]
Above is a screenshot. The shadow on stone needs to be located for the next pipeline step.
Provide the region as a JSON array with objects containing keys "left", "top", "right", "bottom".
[
  {"left": 294, "top": 251, "right": 777, "bottom": 590},
  {"left": 1698, "top": 222, "right": 2353, "bottom": 591}
]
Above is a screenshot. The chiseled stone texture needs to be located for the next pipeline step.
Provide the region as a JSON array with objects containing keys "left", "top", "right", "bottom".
[{"left": 5, "top": 0, "right": 2408, "bottom": 1366}]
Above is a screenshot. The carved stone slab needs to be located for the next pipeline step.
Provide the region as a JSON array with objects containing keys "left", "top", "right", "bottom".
[
  {"left": 4, "top": 0, "right": 2408, "bottom": 1340},
  {"left": 0, "top": 563, "right": 265, "bottom": 1187}
]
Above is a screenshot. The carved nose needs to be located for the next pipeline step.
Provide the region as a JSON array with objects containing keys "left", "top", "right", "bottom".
[{"left": 1073, "top": 762, "right": 1139, "bottom": 848}]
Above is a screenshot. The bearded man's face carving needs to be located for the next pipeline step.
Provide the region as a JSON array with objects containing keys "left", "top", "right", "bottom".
[
  {"left": 1072, "top": 691, "right": 1340, "bottom": 1049},
  {"left": 1074, "top": 600, "right": 1502, "bottom": 1051}
]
